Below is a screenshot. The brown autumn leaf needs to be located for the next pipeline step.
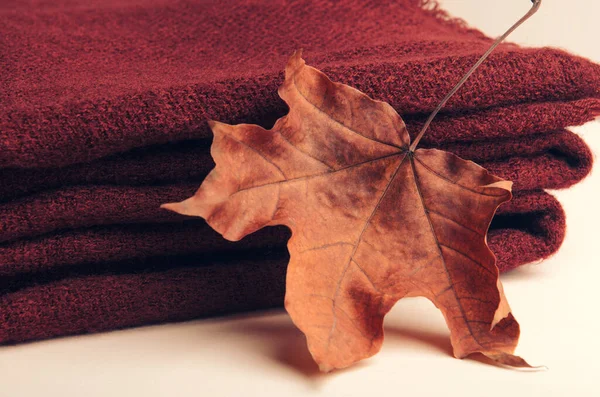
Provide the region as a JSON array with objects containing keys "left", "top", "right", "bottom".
[{"left": 162, "top": 51, "right": 530, "bottom": 371}]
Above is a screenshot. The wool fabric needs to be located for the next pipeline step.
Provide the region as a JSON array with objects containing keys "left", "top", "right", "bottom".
[
  {"left": 0, "top": 128, "right": 592, "bottom": 206},
  {"left": 0, "top": 189, "right": 565, "bottom": 345},
  {"left": 1, "top": 0, "right": 599, "bottom": 169},
  {"left": 0, "top": 251, "right": 289, "bottom": 345},
  {"left": 0, "top": 190, "right": 564, "bottom": 278}
]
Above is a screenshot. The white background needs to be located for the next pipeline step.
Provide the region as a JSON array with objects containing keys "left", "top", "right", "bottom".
[{"left": 1, "top": 1, "right": 599, "bottom": 396}]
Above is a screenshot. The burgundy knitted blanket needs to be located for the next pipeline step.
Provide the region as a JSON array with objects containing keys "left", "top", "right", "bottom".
[{"left": 0, "top": 0, "right": 598, "bottom": 344}]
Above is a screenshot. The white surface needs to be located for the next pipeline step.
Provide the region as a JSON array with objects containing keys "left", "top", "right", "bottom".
[{"left": 1, "top": 1, "right": 599, "bottom": 396}]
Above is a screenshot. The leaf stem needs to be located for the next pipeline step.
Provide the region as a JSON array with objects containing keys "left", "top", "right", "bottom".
[{"left": 409, "top": 0, "right": 542, "bottom": 152}]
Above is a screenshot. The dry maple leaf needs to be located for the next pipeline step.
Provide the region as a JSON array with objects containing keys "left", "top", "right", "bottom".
[{"left": 162, "top": 52, "right": 531, "bottom": 371}]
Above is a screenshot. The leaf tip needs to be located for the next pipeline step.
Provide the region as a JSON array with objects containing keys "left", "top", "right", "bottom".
[
  {"left": 285, "top": 49, "right": 306, "bottom": 78},
  {"left": 160, "top": 199, "right": 199, "bottom": 217},
  {"left": 317, "top": 362, "right": 334, "bottom": 373},
  {"left": 292, "top": 48, "right": 304, "bottom": 60},
  {"left": 207, "top": 119, "right": 226, "bottom": 131},
  {"left": 483, "top": 352, "right": 537, "bottom": 369},
  {"left": 160, "top": 202, "right": 180, "bottom": 213},
  {"left": 485, "top": 180, "right": 513, "bottom": 193}
]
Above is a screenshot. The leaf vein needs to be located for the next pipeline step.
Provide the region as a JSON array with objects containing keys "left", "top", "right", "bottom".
[
  {"left": 409, "top": 156, "right": 484, "bottom": 348},
  {"left": 351, "top": 260, "right": 381, "bottom": 293},
  {"left": 326, "top": 154, "right": 407, "bottom": 349},
  {"left": 301, "top": 241, "right": 354, "bottom": 253},
  {"left": 427, "top": 208, "right": 484, "bottom": 237},
  {"left": 439, "top": 243, "right": 496, "bottom": 277},
  {"left": 223, "top": 132, "right": 287, "bottom": 179},
  {"left": 232, "top": 152, "right": 403, "bottom": 195},
  {"left": 414, "top": 156, "right": 506, "bottom": 197},
  {"left": 291, "top": 74, "right": 402, "bottom": 151},
  {"left": 275, "top": 126, "right": 334, "bottom": 170}
]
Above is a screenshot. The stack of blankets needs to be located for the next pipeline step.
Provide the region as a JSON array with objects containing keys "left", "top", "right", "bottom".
[{"left": 1, "top": 0, "right": 598, "bottom": 344}]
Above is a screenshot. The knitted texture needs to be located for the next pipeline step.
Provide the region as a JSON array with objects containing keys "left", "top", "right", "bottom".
[
  {"left": 0, "top": 128, "right": 592, "bottom": 205},
  {"left": 0, "top": 252, "right": 290, "bottom": 345},
  {"left": 0, "top": 190, "right": 565, "bottom": 345},
  {"left": 1, "top": 0, "right": 599, "bottom": 169},
  {"left": 0, "top": 0, "right": 597, "bottom": 344},
  {"left": 0, "top": 191, "right": 563, "bottom": 277},
  {"left": 0, "top": 128, "right": 591, "bottom": 245}
]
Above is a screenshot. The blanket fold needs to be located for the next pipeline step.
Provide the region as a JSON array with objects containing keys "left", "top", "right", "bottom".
[
  {"left": 0, "top": 191, "right": 565, "bottom": 277},
  {"left": 2, "top": 1, "right": 600, "bottom": 169},
  {"left": 0, "top": 251, "right": 290, "bottom": 345},
  {"left": 0, "top": 189, "right": 566, "bottom": 344},
  {"left": 0, "top": 128, "right": 593, "bottom": 205}
]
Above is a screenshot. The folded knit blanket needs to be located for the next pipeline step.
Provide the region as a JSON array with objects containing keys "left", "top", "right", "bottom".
[
  {"left": 0, "top": 190, "right": 564, "bottom": 277},
  {"left": 1, "top": 0, "right": 598, "bottom": 344},
  {"left": 2, "top": 0, "right": 599, "bottom": 169},
  {"left": 0, "top": 128, "right": 592, "bottom": 204},
  {"left": 0, "top": 129, "right": 591, "bottom": 244},
  {"left": 0, "top": 251, "right": 290, "bottom": 344},
  {"left": 0, "top": 190, "right": 565, "bottom": 344}
]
